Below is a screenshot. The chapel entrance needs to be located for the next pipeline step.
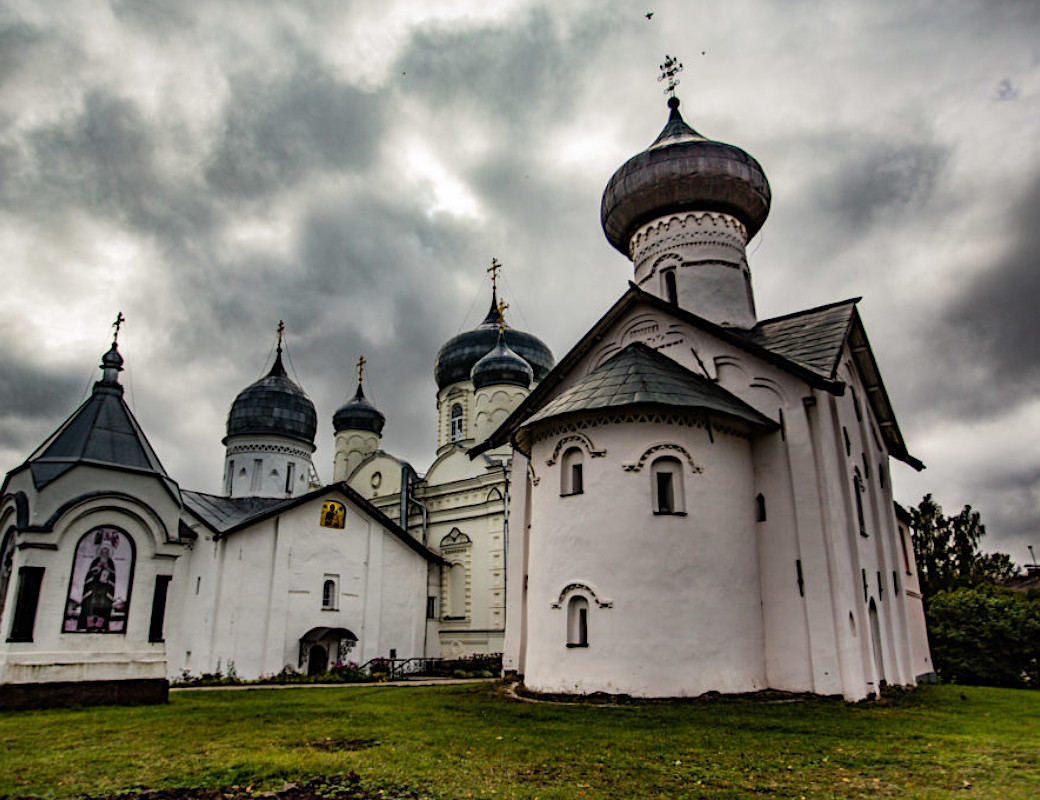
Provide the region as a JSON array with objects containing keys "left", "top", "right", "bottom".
[{"left": 299, "top": 627, "right": 359, "bottom": 675}]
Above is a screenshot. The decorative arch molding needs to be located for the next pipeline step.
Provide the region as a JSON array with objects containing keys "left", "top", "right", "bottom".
[
  {"left": 622, "top": 443, "right": 703, "bottom": 474},
  {"left": 440, "top": 527, "right": 472, "bottom": 552},
  {"left": 713, "top": 354, "right": 750, "bottom": 381},
  {"left": 1, "top": 491, "right": 30, "bottom": 530},
  {"left": 749, "top": 376, "right": 789, "bottom": 407},
  {"left": 21, "top": 491, "right": 173, "bottom": 544},
  {"left": 546, "top": 433, "right": 606, "bottom": 466},
  {"left": 486, "top": 487, "right": 503, "bottom": 503},
  {"left": 550, "top": 581, "right": 613, "bottom": 609}
]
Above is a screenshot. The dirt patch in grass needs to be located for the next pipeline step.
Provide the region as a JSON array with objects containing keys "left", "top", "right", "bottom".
[
  {"left": 21, "top": 774, "right": 423, "bottom": 800},
  {"left": 300, "top": 737, "right": 380, "bottom": 752}
]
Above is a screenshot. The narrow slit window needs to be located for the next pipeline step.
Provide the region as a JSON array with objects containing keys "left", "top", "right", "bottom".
[
  {"left": 148, "top": 575, "right": 172, "bottom": 642},
  {"left": 756, "top": 493, "right": 767, "bottom": 522},
  {"left": 285, "top": 462, "right": 296, "bottom": 494},
  {"left": 854, "top": 472, "right": 867, "bottom": 536},
  {"left": 8, "top": 566, "right": 44, "bottom": 643},
  {"left": 567, "top": 595, "right": 589, "bottom": 647},
  {"left": 663, "top": 270, "right": 678, "bottom": 305}
]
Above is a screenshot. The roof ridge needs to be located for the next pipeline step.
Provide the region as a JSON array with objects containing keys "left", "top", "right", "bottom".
[{"left": 755, "top": 297, "right": 861, "bottom": 327}]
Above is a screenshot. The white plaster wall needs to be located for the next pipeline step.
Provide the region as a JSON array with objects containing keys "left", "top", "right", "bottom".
[
  {"left": 472, "top": 386, "right": 528, "bottom": 444},
  {"left": 522, "top": 419, "right": 765, "bottom": 697},
  {"left": 224, "top": 435, "right": 316, "bottom": 499},
  {"left": 333, "top": 430, "right": 381, "bottom": 482},
  {"left": 630, "top": 212, "right": 756, "bottom": 329}
]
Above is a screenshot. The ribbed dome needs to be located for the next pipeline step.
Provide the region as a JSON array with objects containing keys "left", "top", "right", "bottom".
[
  {"left": 333, "top": 384, "right": 385, "bottom": 435},
  {"left": 471, "top": 335, "right": 534, "bottom": 390},
  {"left": 601, "top": 97, "right": 771, "bottom": 255},
  {"left": 435, "top": 293, "right": 554, "bottom": 390},
  {"left": 225, "top": 350, "right": 317, "bottom": 446}
]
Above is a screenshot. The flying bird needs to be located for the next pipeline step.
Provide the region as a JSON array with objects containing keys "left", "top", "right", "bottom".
[{"left": 645, "top": 12, "right": 653, "bottom": 20}]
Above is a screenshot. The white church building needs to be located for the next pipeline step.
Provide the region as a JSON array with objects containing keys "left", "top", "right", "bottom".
[{"left": 0, "top": 89, "right": 932, "bottom": 707}]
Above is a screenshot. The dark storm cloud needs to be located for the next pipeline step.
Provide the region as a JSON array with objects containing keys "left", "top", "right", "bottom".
[
  {"left": 943, "top": 175, "right": 1040, "bottom": 391},
  {"left": 0, "top": 354, "right": 83, "bottom": 453},
  {"left": 820, "top": 138, "right": 949, "bottom": 232},
  {"left": 205, "top": 57, "right": 384, "bottom": 199}
]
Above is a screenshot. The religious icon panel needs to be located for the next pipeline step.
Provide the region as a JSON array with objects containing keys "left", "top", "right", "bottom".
[
  {"left": 63, "top": 527, "right": 136, "bottom": 634},
  {"left": 320, "top": 501, "right": 346, "bottom": 529}
]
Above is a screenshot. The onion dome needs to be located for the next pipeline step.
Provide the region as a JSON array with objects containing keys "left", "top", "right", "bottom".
[
  {"left": 333, "top": 383, "right": 386, "bottom": 435},
  {"left": 225, "top": 348, "right": 317, "bottom": 446},
  {"left": 471, "top": 334, "right": 534, "bottom": 390},
  {"left": 435, "top": 291, "right": 554, "bottom": 390},
  {"left": 601, "top": 96, "right": 771, "bottom": 255}
]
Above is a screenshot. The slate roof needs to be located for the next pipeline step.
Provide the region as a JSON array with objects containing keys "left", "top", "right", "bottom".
[
  {"left": 525, "top": 342, "right": 775, "bottom": 429},
  {"left": 181, "top": 491, "right": 286, "bottom": 534},
  {"left": 745, "top": 299, "right": 859, "bottom": 380},
  {"left": 24, "top": 382, "right": 175, "bottom": 493}
]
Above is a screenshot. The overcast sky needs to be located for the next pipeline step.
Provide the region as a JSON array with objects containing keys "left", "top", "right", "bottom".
[{"left": 1, "top": 1, "right": 1038, "bottom": 562}]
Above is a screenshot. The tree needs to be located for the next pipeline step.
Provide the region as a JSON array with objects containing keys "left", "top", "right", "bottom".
[{"left": 909, "top": 494, "right": 1017, "bottom": 601}]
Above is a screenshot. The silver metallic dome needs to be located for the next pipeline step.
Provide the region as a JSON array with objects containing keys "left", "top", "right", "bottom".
[
  {"left": 601, "top": 97, "right": 771, "bottom": 255},
  {"left": 225, "top": 350, "right": 317, "bottom": 446},
  {"left": 333, "top": 384, "right": 386, "bottom": 435},
  {"left": 434, "top": 293, "right": 554, "bottom": 390},
  {"left": 471, "top": 336, "right": 534, "bottom": 390}
]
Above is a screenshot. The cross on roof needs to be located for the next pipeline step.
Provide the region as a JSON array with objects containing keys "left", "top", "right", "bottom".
[
  {"left": 487, "top": 257, "right": 502, "bottom": 294},
  {"left": 276, "top": 320, "right": 285, "bottom": 350},
  {"left": 496, "top": 299, "right": 509, "bottom": 335},
  {"left": 658, "top": 54, "right": 683, "bottom": 96},
  {"left": 112, "top": 311, "right": 125, "bottom": 342},
  {"left": 357, "top": 354, "right": 367, "bottom": 386}
]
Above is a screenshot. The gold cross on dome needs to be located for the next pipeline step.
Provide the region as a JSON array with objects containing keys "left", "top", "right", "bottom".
[
  {"left": 357, "top": 354, "right": 367, "bottom": 386},
  {"left": 112, "top": 311, "right": 125, "bottom": 342},
  {"left": 496, "top": 299, "right": 509, "bottom": 335},
  {"left": 487, "top": 257, "right": 502, "bottom": 293},
  {"left": 658, "top": 54, "right": 683, "bottom": 96}
]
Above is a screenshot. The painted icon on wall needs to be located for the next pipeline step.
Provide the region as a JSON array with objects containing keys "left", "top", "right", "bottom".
[
  {"left": 320, "top": 501, "right": 346, "bottom": 529},
  {"left": 63, "top": 526, "right": 135, "bottom": 633}
]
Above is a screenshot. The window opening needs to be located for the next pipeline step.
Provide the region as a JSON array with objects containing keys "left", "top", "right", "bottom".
[
  {"left": 651, "top": 456, "right": 685, "bottom": 514},
  {"left": 9, "top": 566, "right": 44, "bottom": 642},
  {"left": 756, "top": 493, "right": 767, "bottom": 522},
  {"left": 567, "top": 595, "right": 589, "bottom": 647},
  {"left": 854, "top": 472, "right": 867, "bottom": 536},
  {"left": 426, "top": 596, "right": 437, "bottom": 619},
  {"left": 448, "top": 562, "right": 466, "bottom": 618},
  {"left": 560, "top": 447, "right": 584, "bottom": 496},
  {"left": 322, "top": 578, "right": 337, "bottom": 610},
  {"left": 450, "top": 404, "right": 464, "bottom": 442},
  {"left": 795, "top": 559, "right": 805, "bottom": 596},
  {"left": 226, "top": 460, "right": 235, "bottom": 495},
  {"left": 843, "top": 427, "right": 852, "bottom": 456},
  {"left": 149, "top": 575, "right": 172, "bottom": 642},
  {"left": 899, "top": 528, "right": 912, "bottom": 575},
  {"left": 663, "top": 269, "right": 678, "bottom": 305},
  {"left": 250, "top": 458, "right": 263, "bottom": 492},
  {"left": 285, "top": 462, "right": 296, "bottom": 494}
]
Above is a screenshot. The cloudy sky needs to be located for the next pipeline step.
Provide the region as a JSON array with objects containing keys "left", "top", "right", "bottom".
[{"left": 1, "top": 1, "right": 1038, "bottom": 561}]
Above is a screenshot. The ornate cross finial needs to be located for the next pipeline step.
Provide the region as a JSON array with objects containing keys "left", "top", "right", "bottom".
[
  {"left": 356, "top": 355, "right": 367, "bottom": 387},
  {"left": 112, "top": 311, "right": 125, "bottom": 343},
  {"left": 487, "top": 257, "right": 502, "bottom": 294},
  {"left": 658, "top": 54, "right": 683, "bottom": 97},
  {"left": 276, "top": 320, "right": 285, "bottom": 350},
  {"left": 496, "top": 299, "right": 509, "bottom": 335}
]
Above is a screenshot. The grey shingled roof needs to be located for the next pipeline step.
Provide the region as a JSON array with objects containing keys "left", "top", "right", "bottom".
[
  {"left": 524, "top": 342, "right": 776, "bottom": 429},
  {"left": 25, "top": 383, "right": 173, "bottom": 491},
  {"left": 744, "top": 299, "right": 858, "bottom": 380},
  {"left": 181, "top": 491, "right": 287, "bottom": 534}
]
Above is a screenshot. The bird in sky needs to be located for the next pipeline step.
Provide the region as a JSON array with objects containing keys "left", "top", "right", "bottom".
[{"left": 645, "top": 12, "right": 654, "bottom": 20}]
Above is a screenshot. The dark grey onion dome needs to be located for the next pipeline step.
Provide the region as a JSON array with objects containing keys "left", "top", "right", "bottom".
[
  {"left": 225, "top": 350, "right": 317, "bottom": 446},
  {"left": 435, "top": 293, "right": 554, "bottom": 390},
  {"left": 471, "top": 335, "right": 534, "bottom": 390},
  {"left": 101, "top": 342, "right": 124, "bottom": 370},
  {"left": 601, "top": 96, "right": 771, "bottom": 254},
  {"left": 333, "top": 384, "right": 386, "bottom": 435}
]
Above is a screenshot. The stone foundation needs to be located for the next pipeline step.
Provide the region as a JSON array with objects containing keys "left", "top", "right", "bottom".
[{"left": 0, "top": 678, "right": 168, "bottom": 710}]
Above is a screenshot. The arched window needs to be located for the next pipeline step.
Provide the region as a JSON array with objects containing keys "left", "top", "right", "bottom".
[
  {"left": 0, "top": 529, "right": 15, "bottom": 628},
  {"left": 63, "top": 526, "right": 136, "bottom": 634},
  {"left": 662, "top": 269, "right": 678, "bottom": 305},
  {"left": 651, "top": 456, "right": 684, "bottom": 514},
  {"left": 322, "top": 578, "right": 337, "bottom": 610},
  {"left": 448, "top": 562, "right": 466, "bottom": 618},
  {"left": 567, "top": 595, "right": 589, "bottom": 647},
  {"left": 560, "top": 447, "right": 584, "bottom": 496},
  {"left": 450, "top": 404, "right": 464, "bottom": 442}
]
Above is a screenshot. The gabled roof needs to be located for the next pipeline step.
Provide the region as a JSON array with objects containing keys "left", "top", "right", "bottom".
[
  {"left": 181, "top": 482, "right": 446, "bottom": 564},
  {"left": 20, "top": 382, "right": 179, "bottom": 496},
  {"left": 525, "top": 342, "right": 776, "bottom": 430},
  {"left": 474, "top": 284, "right": 920, "bottom": 469}
]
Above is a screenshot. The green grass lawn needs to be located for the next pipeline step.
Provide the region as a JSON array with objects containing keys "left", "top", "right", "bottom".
[{"left": 0, "top": 683, "right": 1037, "bottom": 800}]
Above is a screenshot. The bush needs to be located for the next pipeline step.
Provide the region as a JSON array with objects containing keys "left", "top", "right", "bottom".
[{"left": 927, "top": 586, "right": 1040, "bottom": 688}]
